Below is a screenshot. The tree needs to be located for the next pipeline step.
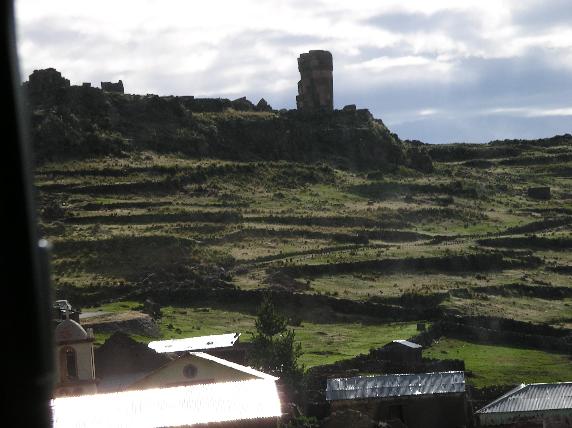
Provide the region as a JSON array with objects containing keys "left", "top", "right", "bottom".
[{"left": 250, "top": 293, "right": 303, "bottom": 393}]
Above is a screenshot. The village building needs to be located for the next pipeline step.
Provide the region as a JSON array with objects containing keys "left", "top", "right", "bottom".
[
  {"left": 377, "top": 339, "right": 423, "bottom": 364},
  {"left": 95, "top": 331, "right": 170, "bottom": 392},
  {"left": 476, "top": 382, "right": 572, "bottom": 427},
  {"left": 129, "top": 351, "right": 277, "bottom": 390},
  {"left": 51, "top": 377, "right": 282, "bottom": 428},
  {"left": 148, "top": 332, "right": 241, "bottom": 353},
  {"left": 326, "top": 371, "right": 468, "bottom": 428},
  {"left": 53, "top": 318, "right": 97, "bottom": 397},
  {"left": 96, "top": 332, "right": 247, "bottom": 392},
  {"left": 52, "top": 331, "right": 282, "bottom": 427}
]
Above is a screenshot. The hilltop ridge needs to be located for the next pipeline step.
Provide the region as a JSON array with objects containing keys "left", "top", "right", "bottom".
[{"left": 24, "top": 67, "right": 431, "bottom": 172}]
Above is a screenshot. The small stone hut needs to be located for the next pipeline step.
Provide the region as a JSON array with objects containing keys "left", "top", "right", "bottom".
[{"left": 378, "top": 340, "right": 423, "bottom": 364}]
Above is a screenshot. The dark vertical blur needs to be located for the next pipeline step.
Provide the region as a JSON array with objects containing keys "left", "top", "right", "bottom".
[{"left": 2, "top": 0, "right": 54, "bottom": 426}]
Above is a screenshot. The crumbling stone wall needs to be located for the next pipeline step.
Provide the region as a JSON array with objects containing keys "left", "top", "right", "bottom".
[
  {"left": 101, "top": 80, "right": 124, "bottom": 94},
  {"left": 527, "top": 186, "right": 551, "bottom": 200},
  {"left": 296, "top": 50, "right": 333, "bottom": 111},
  {"left": 256, "top": 98, "right": 272, "bottom": 112},
  {"left": 180, "top": 96, "right": 232, "bottom": 112}
]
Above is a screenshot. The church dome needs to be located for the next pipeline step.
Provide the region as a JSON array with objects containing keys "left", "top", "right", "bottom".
[{"left": 55, "top": 319, "right": 89, "bottom": 343}]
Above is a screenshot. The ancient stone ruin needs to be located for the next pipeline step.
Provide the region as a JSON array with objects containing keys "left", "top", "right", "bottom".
[
  {"left": 26, "top": 68, "right": 70, "bottom": 92},
  {"left": 296, "top": 50, "right": 333, "bottom": 112},
  {"left": 101, "top": 80, "right": 124, "bottom": 94},
  {"left": 23, "top": 68, "right": 70, "bottom": 104},
  {"left": 256, "top": 98, "right": 272, "bottom": 112}
]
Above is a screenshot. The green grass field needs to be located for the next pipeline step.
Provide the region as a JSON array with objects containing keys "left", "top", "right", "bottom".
[
  {"left": 85, "top": 302, "right": 419, "bottom": 368},
  {"left": 424, "top": 337, "right": 572, "bottom": 387}
]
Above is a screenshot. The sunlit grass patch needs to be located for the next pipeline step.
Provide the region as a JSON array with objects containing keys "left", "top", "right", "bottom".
[
  {"left": 424, "top": 337, "right": 572, "bottom": 387},
  {"left": 86, "top": 303, "right": 421, "bottom": 369}
]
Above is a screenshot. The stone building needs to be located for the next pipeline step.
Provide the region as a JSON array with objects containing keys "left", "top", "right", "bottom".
[
  {"left": 101, "top": 80, "right": 124, "bottom": 94},
  {"left": 52, "top": 333, "right": 281, "bottom": 427},
  {"left": 326, "top": 371, "right": 468, "bottom": 428},
  {"left": 129, "top": 351, "right": 277, "bottom": 390},
  {"left": 53, "top": 318, "right": 97, "bottom": 397},
  {"left": 296, "top": 50, "right": 333, "bottom": 111},
  {"left": 377, "top": 340, "right": 423, "bottom": 364},
  {"left": 51, "top": 377, "right": 282, "bottom": 427},
  {"left": 96, "top": 332, "right": 248, "bottom": 392}
]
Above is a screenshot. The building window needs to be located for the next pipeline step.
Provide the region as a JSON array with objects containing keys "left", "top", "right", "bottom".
[
  {"left": 182, "top": 364, "right": 198, "bottom": 379},
  {"left": 63, "top": 347, "right": 78, "bottom": 380}
]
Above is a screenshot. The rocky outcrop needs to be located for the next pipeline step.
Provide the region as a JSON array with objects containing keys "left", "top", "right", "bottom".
[
  {"left": 23, "top": 68, "right": 70, "bottom": 105},
  {"left": 24, "top": 68, "right": 429, "bottom": 172}
]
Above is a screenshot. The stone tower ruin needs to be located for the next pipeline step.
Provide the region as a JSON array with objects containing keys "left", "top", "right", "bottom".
[
  {"left": 101, "top": 80, "right": 124, "bottom": 94},
  {"left": 296, "top": 50, "right": 333, "bottom": 111}
]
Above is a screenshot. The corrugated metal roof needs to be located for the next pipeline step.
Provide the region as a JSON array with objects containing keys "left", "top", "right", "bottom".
[
  {"left": 52, "top": 379, "right": 281, "bottom": 428},
  {"left": 390, "top": 340, "right": 422, "bottom": 349},
  {"left": 148, "top": 333, "right": 240, "bottom": 353},
  {"left": 326, "top": 371, "right": 465, "bottom": 401},
  {"left": 477, "top": 382, "right": 572, "bottom": 414}
]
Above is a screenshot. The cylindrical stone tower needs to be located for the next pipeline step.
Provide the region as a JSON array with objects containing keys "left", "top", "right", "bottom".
[{"left": 296, "top": 50, "right": 333, "bottom": 111}]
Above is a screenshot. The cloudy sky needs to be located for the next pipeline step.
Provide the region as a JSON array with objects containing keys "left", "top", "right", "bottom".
[{"left": 15, "top": 0, "right": 572, "bottom": 143}]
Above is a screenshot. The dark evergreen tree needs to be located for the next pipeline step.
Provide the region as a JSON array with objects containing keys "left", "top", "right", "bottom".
[{"left": 250, "top": 293, "right": 303, "bottom": 394}]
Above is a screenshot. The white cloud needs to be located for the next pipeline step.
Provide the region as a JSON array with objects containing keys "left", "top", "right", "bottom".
[{"left": 483, "top": 106, "right": 572, "bottom": 117}]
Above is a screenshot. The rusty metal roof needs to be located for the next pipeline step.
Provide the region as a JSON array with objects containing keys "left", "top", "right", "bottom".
[
  {"left": 148, "top": 333, "right": 240, "bottom": 353},
  {"left": 477, "top": 382, "right": 572, "bottom": 415},
  {"left": 326, "top": 371, "right": 465, "bottom": 401}
]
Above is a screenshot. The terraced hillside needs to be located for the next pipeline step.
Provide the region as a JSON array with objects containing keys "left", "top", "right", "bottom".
[{"left": 35, "top": 132, "right": 572, "bottom": 387}]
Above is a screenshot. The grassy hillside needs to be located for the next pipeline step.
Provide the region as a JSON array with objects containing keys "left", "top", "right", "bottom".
[{"left": 30, "top": 83, "right": 572, "bottom": 386}]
